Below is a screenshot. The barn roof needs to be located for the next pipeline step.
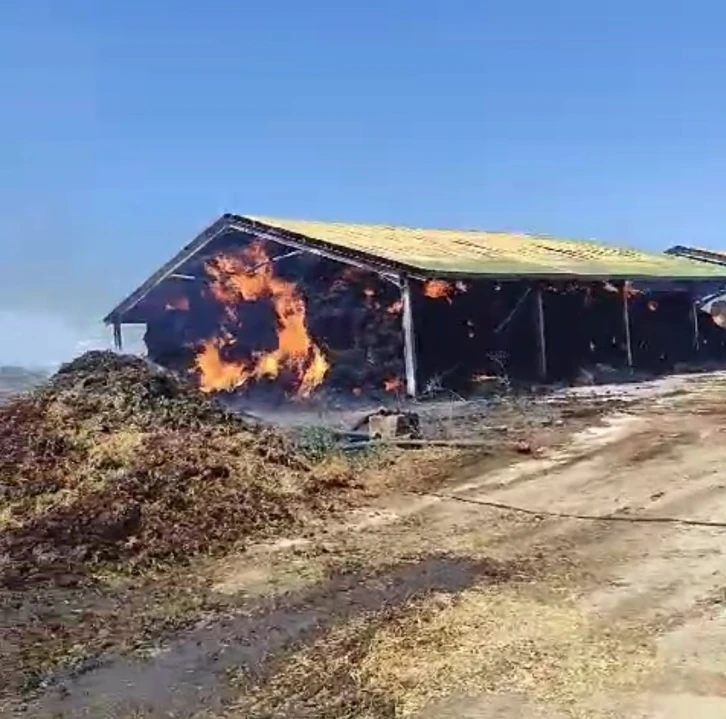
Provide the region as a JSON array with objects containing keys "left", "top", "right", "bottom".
[
  {"left": 665, "top": 245, "right": 726, "bottom": 267},
  {"left": 105, "top": 214, "right": 726, "bottom": 324}
]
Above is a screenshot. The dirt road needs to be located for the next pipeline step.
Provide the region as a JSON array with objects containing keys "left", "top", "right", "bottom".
[{"left": 18, "top": 373, "right": 726, "bottom": 718}]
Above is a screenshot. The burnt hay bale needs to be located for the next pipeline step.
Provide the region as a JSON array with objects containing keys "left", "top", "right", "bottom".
[{"left": 0, "top": 351, "right": 349, "bottom": 585}]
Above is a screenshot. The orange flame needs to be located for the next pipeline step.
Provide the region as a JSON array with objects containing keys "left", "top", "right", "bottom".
[
  {"left": 196, "top": 240, "right": 329, "bottom": 396},
  {"left": 384, "top": 377, "right": 403, "bottom": 393},
  {"left": 165, "top": 296, "right": 190, "bottom": 311},
  {"left": 423, "top": 279, "right": 454, "bottom": 301},
  {"left": 195, "top": 337, "right": 251, "bottom": 393},
  {"left": 257, "top": 353, "right": 280, "bottom": 379},
  {"left": 298, "top": 345, "right": 329, "bottom": 398}
]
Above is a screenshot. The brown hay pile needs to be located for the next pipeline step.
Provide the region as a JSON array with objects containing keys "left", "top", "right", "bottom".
[{"left": 0, "top": 352, "right": 353, "bottom": 584}]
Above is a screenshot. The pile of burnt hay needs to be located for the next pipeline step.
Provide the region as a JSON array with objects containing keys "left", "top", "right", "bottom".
[{"left": 0, "top": 352, "right": 355, "bottom": 585}]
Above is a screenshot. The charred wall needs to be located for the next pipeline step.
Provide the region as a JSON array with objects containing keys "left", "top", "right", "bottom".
[
  {"left": 544, "top": 284, "right": 703, "bottom": 378},
  {"left": 413, "top": 279, "right": 718, "bottom": 391},
  {"left": 412, "top": 281, "right": 539, "bottom": 392},
  {"left": 542, "top": 283, "right": 627, "bottom": 380},
  {"left": 629, "top": 291, "right": 695, "bottom": 370}
]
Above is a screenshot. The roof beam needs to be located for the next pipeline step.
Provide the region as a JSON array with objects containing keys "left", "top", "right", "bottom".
[
  {"left": 103, "top": 217, "right": 233, "bottom": 324},
  {"left": 666, "top": 246, "right": 726, "bottom": 267},
  {"left": 227, "top": 218, "right": 410, "bottom": 284},
  {"left": 105, "top": 216, "right": 726, "bottom": 326},
  {"left": 105, "top": 215, "right": 425, "bottom": 325}
]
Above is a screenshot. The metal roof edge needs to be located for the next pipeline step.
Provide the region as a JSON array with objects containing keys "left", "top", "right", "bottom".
[
  {"left": 104, "top": 217, "right": 726, "bottom": 325},
  {"left": 103, "top": 214, "right": 235, "bottom": 324},
  {"left": 103, "top": 215, "right": 419, "bottom": 324},
  {"left": 231, "top": 216, "right": 420, "bottom": 280},
  {"left": 665, "top": 245, "right": 726, "bottom": 267}
]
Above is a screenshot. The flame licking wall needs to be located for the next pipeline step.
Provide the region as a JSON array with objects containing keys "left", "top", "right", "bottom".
[
  {"left": 141, "top": 231, "right": 406, "bottom": 401},
  {"left": 198, "top": 240, "right": 329, "bottom": 397}
]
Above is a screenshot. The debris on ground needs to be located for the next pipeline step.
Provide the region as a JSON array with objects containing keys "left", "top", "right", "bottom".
[
  {"left": 367, "top": 410, "right": 421, "bottom": 440},
  {"left": 0, "top": 352, "right": 360, "bottom": 585},
  {"left": 350, "top": 408, "right": 422, "bottom": 440},
  {"left": 227, "top": 554, "right": 529, "bottom": 719},
  {"left": 0, "top": 351, "right": 619, "bottom": 588},
  {"left": 4, "top": 351, "right": 566, "bottom": 589},
  {"left": 1, "top": 351, "right": 668, "bottom": 716}
]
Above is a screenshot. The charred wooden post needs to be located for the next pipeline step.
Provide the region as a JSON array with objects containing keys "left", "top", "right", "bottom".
[
  {"left": 400, "top": 275, "right": 418, "bottom": 397},
  {"left": 622, "top": 282, "right": 633, "bottom": 367},
  {"left": 534, "top": 285, "right": 547, "bottom": 379},
  {"left": 113, "top": 321, "right": 123, "bottom": 351},
  {"left": 692, "top": 301, "right": 701, "bottom": 351}
]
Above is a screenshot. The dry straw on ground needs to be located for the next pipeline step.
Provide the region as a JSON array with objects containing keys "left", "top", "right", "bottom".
[
  {"left": 359, "top": 587, "right": 655, "bottom": 716},
  {"left": 0, "top": 352, "right": 363, "bottom": 584},
  {"left": 226, "top": 583, "right": 655, "bottom": 719}
]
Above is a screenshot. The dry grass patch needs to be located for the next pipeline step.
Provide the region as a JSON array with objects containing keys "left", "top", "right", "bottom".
[
  {"left": 359, "top": 587, "right": 656, "bottom": 717},
  {"left": 222, "top": 615, "right": 396, "bottom": 719}
]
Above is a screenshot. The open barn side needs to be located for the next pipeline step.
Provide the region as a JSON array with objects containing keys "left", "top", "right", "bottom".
[{"left": 104, "top": 216, "right": 726, "bottom": 401}]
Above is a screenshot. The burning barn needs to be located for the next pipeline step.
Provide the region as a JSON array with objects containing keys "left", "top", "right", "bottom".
[{"left": 104, "top": 215, "right": 726, "bottom": 401}]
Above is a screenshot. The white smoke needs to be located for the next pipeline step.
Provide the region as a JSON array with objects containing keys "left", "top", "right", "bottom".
[{"left": 0, "top": 309, "right": 143, "bottom": 369}]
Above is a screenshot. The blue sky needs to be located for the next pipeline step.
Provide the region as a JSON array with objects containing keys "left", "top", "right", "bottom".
[{"left": 1, "top": 0, "right": 725, "bottom": 365}]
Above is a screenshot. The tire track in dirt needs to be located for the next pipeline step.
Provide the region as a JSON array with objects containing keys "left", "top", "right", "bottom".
[
  {"left": 22, "top": 555, "right": 531, "bottom": 719},
  {"left": 400, "top": 389, "right": 726, "bottom": 716}
]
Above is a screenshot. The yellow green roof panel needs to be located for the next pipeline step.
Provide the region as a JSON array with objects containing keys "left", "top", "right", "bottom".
[
  {"left": 250, "top": 216, "right": 726, "bottom": 279},
  {"left": 105, "top": 214, "right": 726, "bottom": 324}
]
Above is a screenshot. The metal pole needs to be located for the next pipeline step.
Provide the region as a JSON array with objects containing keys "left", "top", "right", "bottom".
[
  {"left": 622, "top": 283, "right": 633, "bottom": 367},
  {"left": 113, "top": 321, "right": 123, "bottom": 351},
  {"left": 692, "top": 301, "right": 700, "bottom": 351},
  {"left": 400, "top": 276, "right": 418, "bottom": 397},
  {"left": 534, "top": 285, "right": 547, "bottom": 380}
]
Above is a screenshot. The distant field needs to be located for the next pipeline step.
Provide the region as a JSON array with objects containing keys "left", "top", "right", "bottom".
[{"left": 0, "top": 366, "right": 48, "bottom": 403}]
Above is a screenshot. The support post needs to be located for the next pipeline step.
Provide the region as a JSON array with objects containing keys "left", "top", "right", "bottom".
[
  {"left": 533, "top": 285, "right": 547, "bottom": 380},
  {"left": 622, "top": 282, "right": 633, "bottom": 367},
  {"left": 113, "top": 321, "right": 123, "bottom": 352},
  {"left": 692, "top": 301, "right": 700, "bottom": 351},
  {"left": 400, "top": 276, "right": 418, "bottom": 397}
]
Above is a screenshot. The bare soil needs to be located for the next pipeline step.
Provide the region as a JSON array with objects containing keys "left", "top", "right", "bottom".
[{"left": 6, "top": 371, "right": 726, "bottom": 717}]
